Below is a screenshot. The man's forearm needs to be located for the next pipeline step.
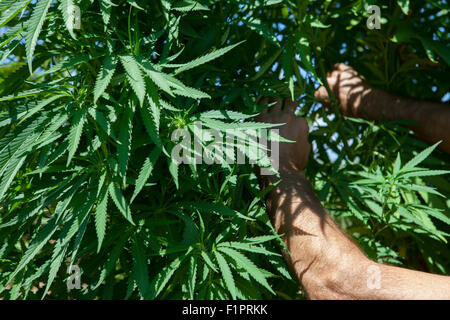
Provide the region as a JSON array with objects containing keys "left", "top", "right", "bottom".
[
  {"left": 263, "top": 168, "right": 450, "bottom": 299},
  {"left": 262, "top": 168, "right": 370, "bottom": 299},
  {"left": 361, "top": 89, "right": 450, "bottom": 153}
]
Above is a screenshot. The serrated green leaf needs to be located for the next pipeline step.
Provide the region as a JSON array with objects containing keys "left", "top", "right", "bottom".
[
  {"left": 218, "top": 241, "right": 281, "bottom": 256},
  {"left": 148, "top": 250, "right": 191, "bottom": 299},
  {"left": 218, "top": 246, "right": 275, "bottom": 294},
  {"left": 178, "top": 202, "right": 254, "bottom": 221},
  {"left": 118, "top": 106, "right": 133, "bottom": 185},
  {"left": 171, "top": 0, "right": 208, "bottom": 11},
  {"left": 214, "top": 251, "right": 236, "bottom": 299},
  {"left": 59, "top": 0, "right": 76, "bottom": 39},
  {"left": 0, "top": 0, "right": 32, "bottom": 29},
  {"left": 108, "top": 182, "right": 134, "bottom": 225},
  {"left": 200, "top": 251, "right": 217, "bottom": 273},
  {"left": 131, "top": 147, "right": 161, "bottom": 203},
  {"left": 199, "top": 110, "right": 257, "bottom": 120},
  {"left": 168, "top": 158, "right": 179, "bottom": 189},
  {"left": 131, "top": 234, "right": 151, "bottom": 299},
  {"left": 243, "top": 18, "right": 279, "bottom": 47},
  {"left": 95, "top": 184, "right": 109, "bottom": 252},
  {"left": 397, "top": 0, "right": 410, "bottom": 15},
  {"left": 67, "top": 108, "right": 85, "bottom": 166},
  {"left": 401, "top": 142, "right": 441, "bottom": 171},
  {"left": 119, "top": 54, "right": 146, "bottom": 106},
  {"left": 187, "top": 255, "right": 197, "bottom": 299},
  {"left": 94, "top": 56, "right": 117, "bottom": 103},
  {"left": 25, "top": 0, "right": 53, "bottom": 73},
  {"left": 92, "top": 231, "right": 130, "bottom": 290},
  {"left": 174, "top": 41, "right": 244, "bottom": 74}
]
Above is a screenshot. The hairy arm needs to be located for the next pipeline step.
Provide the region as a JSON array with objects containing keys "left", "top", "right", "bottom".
[
  {"left": 314, "top": 63, "right": 450, "bottom": 154},
  {"left": 261, "top": 168, "right": 450, "bottom": 300},
  {"left": 257, "top": 98, "right": 450, "bottom": 300}
]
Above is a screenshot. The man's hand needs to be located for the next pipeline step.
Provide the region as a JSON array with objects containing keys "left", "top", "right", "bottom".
[
  {"left": 257, "top": 98, "right": 311, "bottom": 173},
  {"left": 314, "top": 63, "right": 373, "bottom": 118}
]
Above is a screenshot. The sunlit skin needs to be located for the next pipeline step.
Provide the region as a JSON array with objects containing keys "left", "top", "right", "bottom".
[
  {"left": 257, "top": 64, "right": 450, "bottom": 299},
  {"left": 314, "top": 63, "right": 450, "bottom": 153}
]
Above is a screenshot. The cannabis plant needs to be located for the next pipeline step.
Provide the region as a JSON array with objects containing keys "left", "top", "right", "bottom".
[{"left": 0, "top": 0, "right": 449, "bottom": 299}]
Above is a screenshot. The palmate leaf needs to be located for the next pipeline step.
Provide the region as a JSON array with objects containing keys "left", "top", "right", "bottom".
[
  {"left": 19, "top": 94, "right": 67, "bottom": 124},
  {"left": 139, "top": 102, "right": 164, "bottom": 151},
  {"left": 399, "top": 169, "right": 450, "bottom": 180},
  {"left": 241, "top": 235, "right": 282, "bottom": 244},
  {"left": 199, "top": 110, "right": 257, "bottom": 120},
  {"left": 0, "top": 88, "right": 50, "bottom": 101},
  {"left": 131, "top": 234, "right": 151, "bottom": 299},
  {"left": 6, "top": 191, "right": 77, "bottom": 284},
  {"left": 59, "top": 0, "right": 76, "bottom": 39},
  {"left": 95, "top": 184, "right": 109, "bottom": 252},
  {"left": 135, "top": 56, "right": 174, "bottom": 96},
  {"left": 218, "top": 246, "right": 275, "bottom": 294},
  {"left": 168, "top": 158, "right": 179, "bottom": 189},
  {"left": 99, "top": 0, "right": 113, "bottom": 26},
  {"left": 25, "top": 0, "right": 53, "bottom": 73},
  {"left": 177, "top": 202, "right": 254, "bottom": 221},
  {"left": 0, "top": 23, "right": 24, "bottom": 48},
  {"left": 218, "top": 241, "right": 281, "bottom": 256},
  {"left": 0, "top": 0, "right": 32, "bottom": 28},
  {"left": 171, "top": 0, "right": 209, "bottom": 12},
  {"left": 159, "top": 74, "right": 210, "bottom": 99},
  {"left": 43, "top": 52, "right": 104, "bottom": 75},
  {"left": 0, "top": 154, "right": 26, "bottom": 201},
  {"left": 42, "top": 191, "right": 95, "bottom": 301},
  {"left": 42, "top": 242, "right": 67, "bottom": 298},
  {"left": 119, "top": 54, "right": 146, "bottom": 106},
  {"left": 118, "top": 106, "right": 133, "bottom": 186},
  {"left": 201, "top": 118, "right": 283, "bottom": 131},
  {"left": 174, "top": 41, "right": 244, "bottom": 74},
  {"left": 172, "top": 85, "right": 210, "bottom": 99},
  {"left": 108, "top": 182, "right": 134, "bottom": 225},
  {"left": 0, "top": 115, "right": 47, "bottom": 177},
  {"left": 187, "top": 255, "right": 197, "bottom": 299},
  {"left": 243, "top": 18, "right": 279, "bottom": 47},
  {"left": 94, "top": 55, "right": 118, "bottom": 103},
  {"left": 88, "top": 107, "right": 118, "bottom": 141},
  {"left": 200, "top": 251, "right": 218, "bottom": 272},
  {"left": 401, "top": 142, "right": 441, "bottom": 171},
  {"left": 413, "top": 205, "right": 450, "bottom": 226},
  {"left": 397, "top": 0, "right": 410, "bottom": 14},
  {"left": 67, "top": 108, "right": 86, "bottom": 166},
  {"left": 93, "top": 231, "right": 130, "bottom": 290},
  {"left": 295, "top": 30, "right": 320, "bottom": 82},
  {"left": 131, "top": 147, "right": 161, "bottom": 203},
  {"left": 214, "top": 250, "right": 237, "bottom": 299},
  {"left": 148, "top": 248, "right": 192, "bottom": 299}
]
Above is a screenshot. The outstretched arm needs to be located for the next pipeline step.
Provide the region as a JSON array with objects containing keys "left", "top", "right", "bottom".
[
  {"left": 314, "top": 63, "right": 450, "bottom": 154},
  {"left": 257, "top": 98, "right": 450, "bottom": 300}
]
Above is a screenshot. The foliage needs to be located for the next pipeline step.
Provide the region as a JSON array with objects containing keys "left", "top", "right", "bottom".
[{"left": 0, "top": 0, "right": 449, "bottom": 299}]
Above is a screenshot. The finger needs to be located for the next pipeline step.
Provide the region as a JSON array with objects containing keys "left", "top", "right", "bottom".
[
  {"left": 314, "top": 86, "right": 329, "bottom": 99},
  {"left": 335, "top": 63, "right": 353, "bottom": 72}
]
